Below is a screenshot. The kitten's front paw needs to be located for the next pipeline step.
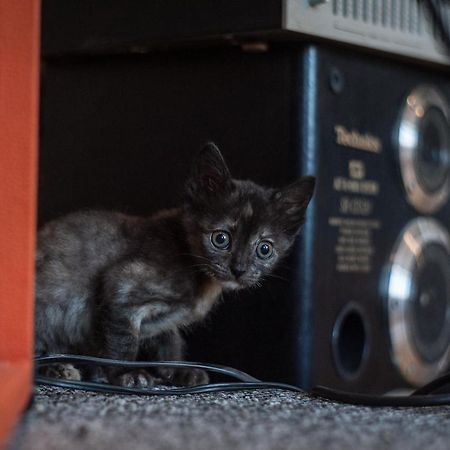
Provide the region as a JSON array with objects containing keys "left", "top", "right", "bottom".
[
  {"left": 160, "top": 368, "right": 209, "bottom": 387},
  {"left": 111, "top": 369, "right": 156, "bottom": 388},
  {"left": 40, "top": 363, "right": 81, "bottom": 381}
]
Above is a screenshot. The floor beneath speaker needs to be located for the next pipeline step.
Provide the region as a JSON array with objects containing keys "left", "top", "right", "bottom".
[{"left": 9, "top": 386, "right": 450, "bottom": 450}]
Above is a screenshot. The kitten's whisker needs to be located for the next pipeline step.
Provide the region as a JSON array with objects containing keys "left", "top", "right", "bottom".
[
  {"left": 261, "top": 283, "right": 278, "bottom": 304},
  {"left": 266, "top": 273, "right": 290, "bottom": 282},
  {"left": 276, "top": 264, "right": 294, "bottom": 272},
  {"left": 179, "top": 253, "right": 211, "bottom": 262}
]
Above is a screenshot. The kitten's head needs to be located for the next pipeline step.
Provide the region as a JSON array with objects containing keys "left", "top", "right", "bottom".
[{"left": 183, "top": 142, "right": 315, "bottom": 290}]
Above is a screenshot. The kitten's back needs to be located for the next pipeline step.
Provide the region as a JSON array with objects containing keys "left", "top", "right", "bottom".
[
  {"left": 35, "top": 210, "right": 142, "bottom": 353},
  {"left": 37, "top": 210, "right": 139, "bottom": 274}
]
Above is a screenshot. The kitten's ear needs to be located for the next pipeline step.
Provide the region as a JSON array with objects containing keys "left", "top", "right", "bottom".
[
  {"left": 273, "top": 176, "right": 316, "bottom": 234},
  {"left": 186, "top": 142, "right": 232, "bottom": 200}
]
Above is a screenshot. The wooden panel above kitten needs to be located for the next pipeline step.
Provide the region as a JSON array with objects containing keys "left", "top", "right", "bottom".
[{"left": 35, "top": 143, "right": 315, "bottom": 387}]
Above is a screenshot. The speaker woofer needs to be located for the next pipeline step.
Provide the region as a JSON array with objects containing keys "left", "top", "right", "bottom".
[{"left": 387, "top": 217, "right": 450, "bottom": 386}]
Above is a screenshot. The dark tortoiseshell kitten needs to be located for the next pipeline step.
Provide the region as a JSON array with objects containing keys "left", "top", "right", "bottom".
[{"left": 35, "top": 143, "right": 315, "bottom": 387}]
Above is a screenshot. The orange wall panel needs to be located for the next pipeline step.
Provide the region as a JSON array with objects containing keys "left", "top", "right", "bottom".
[{"left": 0, "top": 0, "right": 40, "bottom": 445}]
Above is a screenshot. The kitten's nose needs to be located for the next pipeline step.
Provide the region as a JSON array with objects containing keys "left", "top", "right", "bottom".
[{"left": 231, "top": 266, "right": 246, "bottom": 279}]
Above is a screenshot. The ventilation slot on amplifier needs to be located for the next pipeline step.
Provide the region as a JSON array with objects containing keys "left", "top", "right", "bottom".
[
  {"left": 431, "top": 1, "right": 450, "bottom": 41},
  {"left": 332, "top": 0, "right": 428, "bottom": 35}
]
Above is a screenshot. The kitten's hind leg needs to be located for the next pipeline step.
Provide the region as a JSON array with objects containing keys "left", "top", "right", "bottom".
[{"left": 39, "top": 363, "right": 82, "bottom": 381}]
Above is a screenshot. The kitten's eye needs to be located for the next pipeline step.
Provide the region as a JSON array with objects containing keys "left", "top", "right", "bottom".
[
  {"left": 211, "top": 230, "right": 231, "bottom": 249},
  {"left": 256, "top": 241, "right": 273, "bottom": 259}
]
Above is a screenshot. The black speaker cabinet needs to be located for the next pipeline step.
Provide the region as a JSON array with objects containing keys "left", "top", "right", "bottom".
[{"left": 40, "top": 22, "right": 450, "bottom": 393}]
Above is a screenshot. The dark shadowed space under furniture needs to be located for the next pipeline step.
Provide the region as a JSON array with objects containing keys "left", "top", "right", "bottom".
[{"left": 9, "top": 386, "right": 450, "bottom": 450}]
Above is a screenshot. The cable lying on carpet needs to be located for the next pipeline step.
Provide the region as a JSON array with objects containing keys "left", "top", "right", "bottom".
[{"left": 35, "top": 354, "right": 450, "bottom": 407}]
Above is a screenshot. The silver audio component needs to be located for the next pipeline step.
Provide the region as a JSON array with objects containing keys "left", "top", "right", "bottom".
[
  {"left": 284, "top": 0, "right": 450, "bottom": 65},
  {"left": 397, "top": 85, "right": 450, "bottom": 213},
  {"left": 387, "top": 217, "right": 450, "bottom": 386},
  {"left": 41, "top": 1, "right": 450, "bottom": 67}
]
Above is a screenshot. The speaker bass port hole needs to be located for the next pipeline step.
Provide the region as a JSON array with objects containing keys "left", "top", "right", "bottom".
[{"left": 332, "top": 304, "right": 369, "bottom": 380}]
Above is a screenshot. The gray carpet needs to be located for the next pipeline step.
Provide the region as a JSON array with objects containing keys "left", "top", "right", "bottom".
[{"left": 9, "top": 386, "right": 450, "bottom": 450}]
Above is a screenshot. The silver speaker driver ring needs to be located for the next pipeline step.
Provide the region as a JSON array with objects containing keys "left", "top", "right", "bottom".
[
  {"left": 398, "top": 85, "right": 450, "bottom": 213},
  {"left": 387, "top": 217, "right": 450, "bottom": 386}
]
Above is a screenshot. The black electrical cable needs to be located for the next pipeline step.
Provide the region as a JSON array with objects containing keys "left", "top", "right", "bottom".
[
  {"left": 35, "top": 354, "right": 260, "bottom": 382},
  {"left": 311, "top": 385, "right": 450, "bottom": 407},
  {"left": 35, "top": 377, "right": 305, "bottom": 396},
  {"left": 35, "top": 355, "right": 450, "bottom": 407},
  {"left": 412, "top": 372, "right": 450, "bottom": 395}
]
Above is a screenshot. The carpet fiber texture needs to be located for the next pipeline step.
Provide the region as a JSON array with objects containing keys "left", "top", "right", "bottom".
[{"left": 9, "top": 386, "right": 450, "bottom": 450}]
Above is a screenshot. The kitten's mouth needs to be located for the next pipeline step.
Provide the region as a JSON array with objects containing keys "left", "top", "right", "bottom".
[
  {"left": 209, "top": 265, "right": 257, "bottom": 291},
  {"left": 220, "top": 280, "right": 242, "bottom": 290},
  {"left": 206, "top": 264, "right": 247, "bottom": 290},
  {"left": 213, "top": 273, "right": 243, "bottom": 290}
]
